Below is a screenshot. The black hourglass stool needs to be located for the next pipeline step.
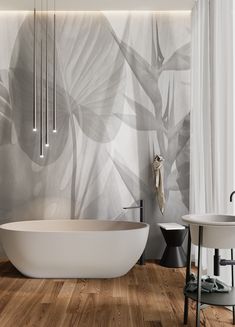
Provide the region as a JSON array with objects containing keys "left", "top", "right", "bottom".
[{"left": 159, "top": 223, "right": 188, "bottom": 268}]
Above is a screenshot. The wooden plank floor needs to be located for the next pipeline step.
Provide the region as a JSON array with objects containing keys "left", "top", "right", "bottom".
[{"left": 0, "top": 260, "right": 233, "bottom": 327}]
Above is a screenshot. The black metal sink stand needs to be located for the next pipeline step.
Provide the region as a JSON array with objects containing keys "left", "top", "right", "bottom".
[
  {"left": 183, "top": 226, "right": 235, "bottom": 327},
  {"left": 123, "top": 199, "right": 145, "bottom": 265}
]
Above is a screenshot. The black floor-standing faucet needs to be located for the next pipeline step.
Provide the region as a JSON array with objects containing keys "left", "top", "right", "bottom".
[{"left": 123, "top": 199, "right": 145, "bottom": 265}]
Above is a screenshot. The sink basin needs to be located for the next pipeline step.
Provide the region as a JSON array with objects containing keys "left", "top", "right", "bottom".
[{"left": 182, "top": 214, "right": 235, "bottom": 249}]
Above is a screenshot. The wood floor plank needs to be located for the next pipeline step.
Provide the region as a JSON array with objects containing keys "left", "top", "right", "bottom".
[
  {"left": 81, "top": 278, "right": 101, "bottom": 295},
  {"left": 0, "top": 279, "right": 45, "bottom": 327},
  {"left": 113, "top": 274, "right": 129, "bottom": 298},
  {"left": 41, "top": 280, "right": 64, "bottom": 304},
  {"left": 43, "top": 280, "right": 77, "bottom": 327},
  {"left": 0, "top": 260, "right": 234, "bottom": 326},
  {"left": 73, "top": 293, "right": 112, "bottom": 327},
  {"left": 22, "top": 302, "right": 52, "bottom": 327},
  {"left": 112, "top": 295, "right": 131, "bottom": 327},
  {"left": 66, "top": 279, "right": 87, "bottom": 314},
  {"left": 127, "top": 284, "right": 145, "bottom": 327},
  {"left": 89, "top": 294, "right": 113, "bottom": 327},
  {"left": 0, "top": 278, "right": 26, "bottom": 314},
  {"left": 63, "top": 293, "right": 89, "bottom": 327},
  {"left": 100, "top": 277, "right": 114, "bottom": 297}
]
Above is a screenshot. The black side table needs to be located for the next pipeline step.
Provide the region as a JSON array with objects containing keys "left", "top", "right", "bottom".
[{"left": 159, "top": 224, "right": 188, "bottom": 268}]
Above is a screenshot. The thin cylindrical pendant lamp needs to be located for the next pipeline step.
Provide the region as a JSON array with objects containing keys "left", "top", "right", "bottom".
[
  {"left": 39, "top": 0, "right": 44, "bottom": 158},
  {"left": 33, "top": 0, "right": 37, "bottom": 132},
  {"left": 45, "top": 0, "right": 49, "bottom": 147},
  {"left": 33, "top": 0, "right": 57, "bottom": 157},
  {"left": 53, "top": 0, "right": 57, "bottom": 133}
]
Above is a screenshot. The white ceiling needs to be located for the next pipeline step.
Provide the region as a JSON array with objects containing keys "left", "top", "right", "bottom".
[{"left": 0, "top": 0, "right": 195, "bottom": 11}]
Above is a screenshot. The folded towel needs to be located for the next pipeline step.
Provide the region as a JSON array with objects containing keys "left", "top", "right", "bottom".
[
  {"left": 185, "top": 273, "right": 231, "bottom": 293},
  {"left": 152, "top": 155, "right": 165, "bottom": 214}
]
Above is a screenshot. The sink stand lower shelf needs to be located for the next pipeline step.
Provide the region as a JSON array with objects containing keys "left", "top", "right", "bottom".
[{"left": 184, "top": 288, "right": 235, "bottom": 306}]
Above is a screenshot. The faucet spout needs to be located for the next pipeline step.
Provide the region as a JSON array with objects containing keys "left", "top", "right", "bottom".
[{"left": 230, "top": 191, "right": 235, "bottom": 202}]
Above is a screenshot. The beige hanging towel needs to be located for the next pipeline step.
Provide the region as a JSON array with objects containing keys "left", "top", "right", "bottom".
[{"left": 152, "top": 155, "right": 165, "bottom": 215}]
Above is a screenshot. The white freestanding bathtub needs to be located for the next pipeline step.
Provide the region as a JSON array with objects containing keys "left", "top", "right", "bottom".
[{"left": 0, "top": 219, "right": 149, "bottom": 278}]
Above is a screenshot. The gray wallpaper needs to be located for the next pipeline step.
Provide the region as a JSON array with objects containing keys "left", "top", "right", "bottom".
[{"left": 0, "top": 12, "right": 191, "bottom": 258}]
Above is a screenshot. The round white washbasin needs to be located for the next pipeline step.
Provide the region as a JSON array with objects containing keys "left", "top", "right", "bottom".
[{"left": 182, "top": 214, "right": 235, "bottom": 249}]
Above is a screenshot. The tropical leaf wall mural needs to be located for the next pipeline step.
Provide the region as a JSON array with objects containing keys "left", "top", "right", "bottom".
[{"left": 0, "top": 12, "right": 191, "bottom": 259}]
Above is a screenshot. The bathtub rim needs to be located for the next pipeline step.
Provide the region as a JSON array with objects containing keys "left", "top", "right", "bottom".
[{"left": 0, "top": 219, "right": 149, "bottom": 233}]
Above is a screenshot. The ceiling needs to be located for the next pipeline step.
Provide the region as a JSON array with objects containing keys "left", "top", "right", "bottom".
[{"left": 0, "top": 0, "right": 195, "bottom": 11}]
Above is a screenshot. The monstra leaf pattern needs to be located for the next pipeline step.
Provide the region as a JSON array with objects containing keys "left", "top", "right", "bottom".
[
  {"left": 108, "top": 13, "right": 190, "bottom": 211},
  {"left": 0, "top": 75, "right": 12, "bottom": 145},
  {"left": 0, "top": 12, "right": 190, "bottom": 259}
]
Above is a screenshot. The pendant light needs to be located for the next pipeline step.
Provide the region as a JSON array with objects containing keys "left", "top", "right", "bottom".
[
  {"left": 33, "top": 0, "right": 37, "bottom": 132},
  {"left": 45, "top": 0, "right": 49, "bottom": 147},
  {"left": 53, "top": 0, "right": 57, "bottom": 133},
  {"left": 33, "top": 0, "right": 57, "bottom": 158}
]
